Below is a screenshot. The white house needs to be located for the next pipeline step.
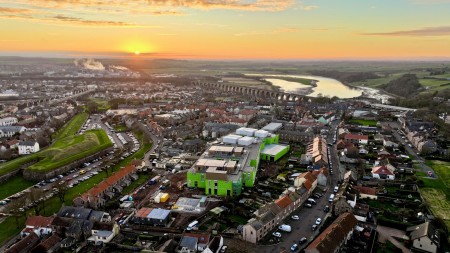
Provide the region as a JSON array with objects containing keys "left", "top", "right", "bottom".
[
  {"left": 87, "top": 223, "right": 119, "bottom": 245},
  {"left": 0, "top": 117, "right": 18, "bottom": 126},
  {"left": 371, "top": 165, "right": 395, "bottom": 180},
  {"left": 0, "top": 126, "right": 26, "bottom": 138},
  {"left": 18, "top": 141, "right": 40, "bottom": 155}
]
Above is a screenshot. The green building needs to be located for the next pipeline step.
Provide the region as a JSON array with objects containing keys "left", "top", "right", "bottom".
[{"left": 187, "top": 133, "right": 287, "bottom": 196}]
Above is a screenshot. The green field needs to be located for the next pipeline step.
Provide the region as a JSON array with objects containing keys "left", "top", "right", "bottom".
[
  {"left": 349, "top": 119, "right": 378, "bottom": 127},
  {"left": 52, "top": 113, "right": 88, "bottom": 140},
  {"left": 27, "top": 129, "right": 113, "bottom": 173},
  {"left": 0, "top": 136, "right": 153, "bottom": 245},
  {"left": 0, "top": 176, "right": 34, "bottom": 200},
  {"left": 420, "top": 160, "right": 450, "bottom": 232}
]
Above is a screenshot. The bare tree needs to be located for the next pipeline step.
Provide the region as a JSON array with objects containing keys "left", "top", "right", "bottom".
[
  {"left": 6, "top": 197, "right": 27, "bottom": 228},
  {"left": 27, "top": 188, "right": 45, "bottom": 215}
]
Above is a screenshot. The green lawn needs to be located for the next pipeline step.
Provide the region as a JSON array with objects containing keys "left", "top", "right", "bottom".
[
  {"left": 52, "top": 112, "right": 88, "bottom": 140},
  {"left": 349, "top": 119, "right": 378, "bottom": 127},
  {"left": 0, "top": 134, "right": 153, "bottom": 245},
  {"left": 0, "top": 176, "right": 34, "bottom": 200}
]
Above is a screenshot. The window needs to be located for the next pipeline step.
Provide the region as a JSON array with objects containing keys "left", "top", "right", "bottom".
[{"left": 251, "top": 231, "right": 253, "bottom": 235}]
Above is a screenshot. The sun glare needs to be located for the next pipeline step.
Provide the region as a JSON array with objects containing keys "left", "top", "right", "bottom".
[
  {"left": 120, "top": 40, "right": 153, "bottom": 57},
  {"left": 134, "top": 51, "right": 140, "bottom": 55}
]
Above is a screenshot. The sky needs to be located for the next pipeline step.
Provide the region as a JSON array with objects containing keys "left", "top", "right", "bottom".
[{"left": 1, "top": 0, "right": 450, "bottom": 60}]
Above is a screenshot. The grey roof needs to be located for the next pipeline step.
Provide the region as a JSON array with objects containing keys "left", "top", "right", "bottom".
[
  {"left": 88, "top": 210, "right": 105, "bottom": 222},
  {"left": 408, "top": 222, "right": 441, "bottom": 246},
  {"left": 0, "top": 126, "right": 25, "bottom": 132},
  {"left": 147, "top": 208, "right": 171, "bottom": 220},
  {"left": 19, "top": 141, "right": 37, "bottom": 146},
  {"left": 180, "top": 236, "right": 198, "bottom": 250},
  {"left": 58, "top": 206, "right": 91, "bottom": 220},
  {"left": 249, "top": 220, "right": 263, "bottom": 230},
  {"left": 95, "top": 230, "right": 113, "bottom": 237},
  {"left": 262, "top": 122, "right": 283, "bottom": 132}
]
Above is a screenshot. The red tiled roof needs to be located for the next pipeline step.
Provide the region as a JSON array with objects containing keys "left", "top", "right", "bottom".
[
  {"left": 275, "top": 195, "right": 292, "bottom": 209},
  {"left": 82, "top": 164, "right": 136, "bottom": 201},
  {"left": 344, "top": 134, "right": 369, "bottom": 140},
  {"left": 25, "top": 216, "right": 53, "bottom": 228},
  {"left": 353, "top": 185, "right": 377, "bottom": 196},
  {"left": 306, "top": 213, "right": 357, "bottom": 253},
  {"left": 371, "top": 165, "right": 394, "bottom": 175},
  {"left": 135, "top": 207, "right": 153, "bottom": 218}
]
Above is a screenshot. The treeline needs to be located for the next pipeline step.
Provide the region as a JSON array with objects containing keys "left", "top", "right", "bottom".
[{"left": 379, "top": 74, "right": 423, "bottom": 97}]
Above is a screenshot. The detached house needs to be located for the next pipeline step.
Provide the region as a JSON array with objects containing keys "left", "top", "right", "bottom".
[
  {"left": 18, "top": 141, "right": 40, "bottom": 155},
  {"left": 344, "top": 134, "right": 369, "bottom": 145},
  {"left": 371, "top": 165, "right": 395, "bottom": 180}
]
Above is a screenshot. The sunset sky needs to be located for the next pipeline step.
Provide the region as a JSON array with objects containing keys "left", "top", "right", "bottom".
[{"left": 1, "top": 0, "right": 450, "bottom": 60}]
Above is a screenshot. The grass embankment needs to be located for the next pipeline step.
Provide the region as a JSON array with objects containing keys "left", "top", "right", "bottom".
[
  {"left": 0, "top": 135, "right": 153, "bottom": 245},
  {"left": 0, "top": 176, "right": 35, "bottom": 200},
  {"left": 27, "top": 129, "right": 113, "bottom": 173},
  {"left": 0, "top": 113, "right": 89, "bottom": 176},
  {"left": 52, "top": 112, "right": 88, "bottom": 140},
  {"left": 420, "top": 160, "right": 450, "bottom": 231},
  {"left": 349, "top": 119, "right": 378, "bottom": 127}
]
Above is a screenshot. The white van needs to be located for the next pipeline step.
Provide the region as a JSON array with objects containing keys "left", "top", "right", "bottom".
[
  {"left": 187, "top": 220, "right": 199, "bottom": 231},
  {"left": 329, "top": 194, "right": 335, "bottom": 202},
  {"left": 333, "top": 186, "right": 339, "bottom": 193},
  {"left": 278, "top": 224, "right": 292, "bottom": 232}
]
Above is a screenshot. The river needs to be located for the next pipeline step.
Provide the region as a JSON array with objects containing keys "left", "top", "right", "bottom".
[{"left": 246, "top": 74, "right": 363, "bottom": 99}]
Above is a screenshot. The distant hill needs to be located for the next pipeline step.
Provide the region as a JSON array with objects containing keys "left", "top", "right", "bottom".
[{"left": 380, "top": 74, "right": 424, "bottom": 97}]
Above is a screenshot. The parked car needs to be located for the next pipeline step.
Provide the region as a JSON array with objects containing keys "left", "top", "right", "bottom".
[
  {"left": 220, "top": 245, "right": 228, "bottom": 253},
  {"left": 299, "top": 237, "right": 307, "bottom": 244},
  {"left": 279, "top": 224, "right": 292, "bottom": 232},
  {"left": 323, "top": 205, "right": 330, "bottom": 213},
  {"left": 304, "top": 203, "right": 312, "bottom": 208},
  {"left": 312, "top": 225, "right": 318, "bottom": 231},
  {"left": 290, "top": 244, "right": 298, "bottom": 252},
  {"left": 315, "top": 218, "right": 322, "bottom": 225},
  {"left": 291, "top": 215, "right": 300, "bottom": 220},
  {"left": 272, "top": 232, "right": 282, "bottom": 238}
]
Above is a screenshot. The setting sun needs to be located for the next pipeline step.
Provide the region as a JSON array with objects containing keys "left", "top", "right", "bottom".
[{"left": 134, "top": 51, "right": 140, "bottom": 55}]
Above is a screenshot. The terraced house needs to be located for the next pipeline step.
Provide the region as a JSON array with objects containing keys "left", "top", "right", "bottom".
[{"left": 187, "top": 127, "right": 287, "bottom": 196}]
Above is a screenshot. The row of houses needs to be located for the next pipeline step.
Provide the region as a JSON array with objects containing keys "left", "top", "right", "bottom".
[
  {"left": 242, "top": 172, "right": 318, "bottom": 243},
  {"left": 6, "top": 206, "right": 115, "bottom": 253},
  {"left": 73, "top": 164, "right": 138, "bottom": 209}
]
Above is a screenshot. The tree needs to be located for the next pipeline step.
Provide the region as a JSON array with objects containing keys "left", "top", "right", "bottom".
[
  {"left": 54, "top": 180, "right": 68, "bottom": 204},
  {"left": 6, "top": 196, "right": 27, "bottom": 228},
  {"left": 27, "top": 188, "right": 45, "bottom": 215}
]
